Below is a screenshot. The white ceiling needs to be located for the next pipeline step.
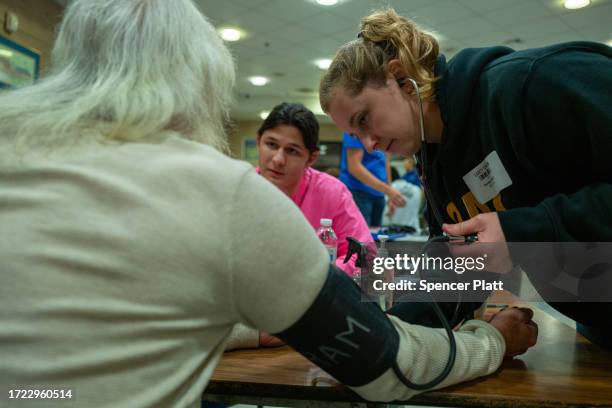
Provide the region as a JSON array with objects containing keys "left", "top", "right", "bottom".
[{"left": 54, "top": 0, "right": 612, "bottom": 123}]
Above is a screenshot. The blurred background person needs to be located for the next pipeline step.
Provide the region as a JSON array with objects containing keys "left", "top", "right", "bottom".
[
  {"left": 402, "top": 156, "right": 421, "bottom": 187},
  {"left": 340, "top": 132, "right": 406, "bottom": 228},
  {"left": 383, "top": 166, "right": 423, "bottom": 232}
]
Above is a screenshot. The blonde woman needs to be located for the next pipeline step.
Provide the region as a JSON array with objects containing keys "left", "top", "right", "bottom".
[{"left": 320, "top": 8, "right": 611, "bottom": 348}]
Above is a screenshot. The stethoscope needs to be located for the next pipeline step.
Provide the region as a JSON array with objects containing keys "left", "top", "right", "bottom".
[
  {"left": 384, "top": 77, "right": 478, "bottom": 390},
  {"left": 401, "top": 77, "right": 478, "bottom": 243}
]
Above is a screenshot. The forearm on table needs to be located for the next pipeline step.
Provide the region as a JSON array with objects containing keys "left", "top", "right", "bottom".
[{"left": 350, "top": 316, "right": 505, "bottom": 401}]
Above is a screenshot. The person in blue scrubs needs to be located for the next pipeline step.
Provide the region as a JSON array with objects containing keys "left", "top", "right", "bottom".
[{"left": 339, "top": 132, "right": 405, "bottom": 227}]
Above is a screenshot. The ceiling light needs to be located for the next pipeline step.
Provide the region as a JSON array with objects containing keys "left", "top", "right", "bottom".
[
  {"left": 0, "top": 49, "right": 13, "bottom": 58},
  {"left": 316, "top": 0, "right": 338, "bottom": 5},
  {"left": 259, "top": 110, "right": 270, "bottom": 120},
  {"left": 219, "top": 28, "right": 242, "bottom": 42},
  {"left": 563, "top": 0, "right": 590, "bottom": 9},
  {"left": 249, "top": 76, "right": 269, "bottom": 86},
  {"left": 315, "top": 59, "right": 332, "bottom": 70}
]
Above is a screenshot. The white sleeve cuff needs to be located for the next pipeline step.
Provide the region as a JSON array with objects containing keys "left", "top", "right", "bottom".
[
  {"left": 350, "top": 316, "right": 505, "bottom": 402},
  {"left": 224, "top": 323, "right": 260, "bottom": 351}
]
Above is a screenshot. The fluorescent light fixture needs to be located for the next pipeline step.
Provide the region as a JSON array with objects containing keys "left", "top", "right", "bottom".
[
  {"left": 249, "top": 76, "right": 269, "bottom": 86},
  {"left": 0, "top": 49, "right": 13, "bottom": 58},
  {"left": 219, "top": 27, "right": 242, "bottom": 42},
  {"left": 316, "top": 0, "right": 338, "bottom": 5},
  {"left": 315, "top": 59, "right": 332, "bottom": 70},
  {"left": 564, "top": 0, "right": 590, "bottom": 9},
  {"left": 259, "top": 110, "right": 270, "bottom": 120}
]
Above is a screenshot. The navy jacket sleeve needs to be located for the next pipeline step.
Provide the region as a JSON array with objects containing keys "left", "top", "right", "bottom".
[{"left": 498, "top": 45, "right": 612, "bottom": 242}]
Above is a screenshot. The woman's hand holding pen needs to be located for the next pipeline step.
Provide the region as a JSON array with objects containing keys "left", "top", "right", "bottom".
[
  {"left": 442, "top": 212, "right": 514, "bottom": 274},
  {"left": 442, "top": 212, "right": 505, "bottom": 242}
]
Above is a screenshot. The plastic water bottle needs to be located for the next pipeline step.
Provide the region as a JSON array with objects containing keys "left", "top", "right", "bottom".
[
  {"left": 377, "top": 234, "right": 390, "bottom": 258},
  {"left": 377, "top": 235, "right": 393, "bottom": 310},
  {"left": 317, "top": 218, "right": 337, "bottom": 264}
]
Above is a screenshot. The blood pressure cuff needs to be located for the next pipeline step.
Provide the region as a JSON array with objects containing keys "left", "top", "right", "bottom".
[{"left": 275, "top": 265, "right": 400, "bottom": 387}]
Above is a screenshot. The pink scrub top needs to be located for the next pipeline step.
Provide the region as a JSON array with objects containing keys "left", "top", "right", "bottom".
[{"left": 259, "top": 166, "right": 373, "bottom": 276}]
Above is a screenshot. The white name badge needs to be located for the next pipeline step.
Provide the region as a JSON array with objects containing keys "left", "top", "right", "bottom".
[{"left": 462, "top": 151, "right": 512, "bottom": 205}]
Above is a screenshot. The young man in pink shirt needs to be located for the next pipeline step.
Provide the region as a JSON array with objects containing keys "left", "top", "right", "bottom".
[
  {"left": 224, "top": 103, "right": 374, "bottom": 350},
  {"left": 256, "top": 102, "right": 373, "bottom": 277}
]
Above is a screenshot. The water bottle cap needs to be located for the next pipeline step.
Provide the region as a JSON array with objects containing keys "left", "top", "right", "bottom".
[{"left": 320, "top": 218, "right": 332, "bottom": 227}]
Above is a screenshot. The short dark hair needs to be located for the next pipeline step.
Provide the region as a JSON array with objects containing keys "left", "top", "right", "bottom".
[{"left": 257, "top": 102, "right": 319, "bottom": 153}]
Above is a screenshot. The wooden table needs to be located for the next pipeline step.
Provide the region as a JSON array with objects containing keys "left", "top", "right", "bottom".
[{"left": 204, "top": 294, "right": 612, "bottom": 408}]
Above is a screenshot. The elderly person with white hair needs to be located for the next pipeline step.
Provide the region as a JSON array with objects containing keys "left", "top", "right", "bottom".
[{"left": 0, "top": 1, "right": 537, "bottom": 407}]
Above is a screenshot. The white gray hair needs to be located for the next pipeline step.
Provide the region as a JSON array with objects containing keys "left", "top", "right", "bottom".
[{"left": 0, "top": 0, "right": 235, "bottom": 153}]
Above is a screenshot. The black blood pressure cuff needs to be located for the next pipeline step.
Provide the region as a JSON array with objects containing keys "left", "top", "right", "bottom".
[{"left": 275, "top": 265, "right": 400, "bottom": 387}]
